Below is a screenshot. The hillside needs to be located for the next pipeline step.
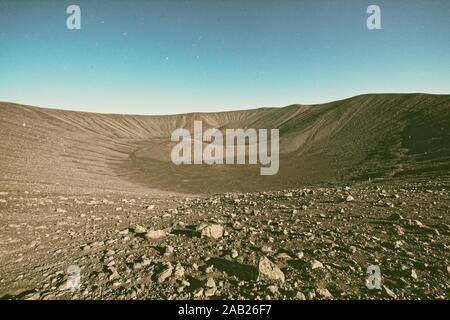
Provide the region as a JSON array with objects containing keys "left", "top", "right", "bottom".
[{"left": 1, "top": 93, "right": 449, "bottom": 194}]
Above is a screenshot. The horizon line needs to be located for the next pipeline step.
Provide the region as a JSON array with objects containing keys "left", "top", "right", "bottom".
[{"left": 1, "top": 92, "right": 449, "bottom": 117}]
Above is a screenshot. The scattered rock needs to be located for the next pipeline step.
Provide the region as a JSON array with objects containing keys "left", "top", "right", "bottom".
[
  {"left": 383, "top": 286, "right": 397, "bottom": 299},
  {"left": 108, "top": 266, "right": 120, "bottom": 280},
  {"left": 267, "top": 285, "right": 279, "bottom": 295},
  {"left": 317, "top": 288, "right": 333, "bottom": 299},
  {"left": 205, "top": 277, "right": 216, "bottom": 288},
  {"left": 258, "top": 257, "right": 285, "bottom": 282},
  {"left": 205, "top": 287, "right": 217, "bottom": 297},
  {"left": 142, "top": 257, "right": 152, "bottom": 267},
  {"left": 2, "top": 183, "right": 448, "bottom": 300},
  {"left": 232, "top": 222, "right": 243, "bottom": 230},
  {"left": 156, "top": 263, "right": 173, "bottom": 283},
  {"left": 164, "top": 245, "right": 174, "bottom": 256},
  {"left": 295, "top": 292, "right": 306, "bottom": 300},
  {"left": 201, "top": 224, "right": 224, "bottom": 239},
  {"left": 133, "top": 225, "right": 147, "bottom": 234},
  {"left": 394, "top": 240, "right": 404, "bottom": 248},
  {"left": 193, "top": 288, "right": 204, "bottom": 298},
  {"left": 310, "top": 259, "right": 324, "bottom": 270},
  {"left": 275, "top": 252, "right": 291, "bottom": 260},
  {"left": 145, "top": 230, "right": 166, "bottom": 240},
  {"left": 174, "top": 264, "right": 185, "bottom": 278},
  {"left": 346, "top": 195, "right": 355, "bottom": 202}
]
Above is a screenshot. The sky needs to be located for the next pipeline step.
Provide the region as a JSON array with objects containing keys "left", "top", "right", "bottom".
[{"left": 0, "top": 0, "right": 449, "bottom": 115}]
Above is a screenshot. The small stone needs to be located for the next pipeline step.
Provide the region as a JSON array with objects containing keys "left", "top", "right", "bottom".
[
  {"left": 164, "top": 245, "right": 174, "bottom": 256},
  {"left": 383, "top": 201, "right": 394, "bottom": 208},
  {"left": 133, "top": 262, "right": 142, "bottom": 270},
  {"left": 411, "top": 269, "right": 418, "bottom": 280},
  {"left": 394, "top": 225, "right": 405, "bottom": 236},
  {"left": 276, "top": 252, "right": 291, "bottom": 260},
  {"left": 174, "top": 264, "right": 185, "bottom": 278},
  {"left": 157, "top": 263, "right": 173, "bottom": 283},
  {"left": 193, "top": 288, "right": 204, "bottom": 297},
  {"left": 310, "top": 259, "right": 324, "bottom": 270},
  {"left": 106, "top": 250, "right": 115, "bottom": 256},
  {"left": 56, "top": 208, "right": 67, "bottom": 213},
  {"left": 145, "top": 230, "right": 166, "bottom": 240},
  {"left": 346, "top": 195, "right": 355, "bottom": 202},
  {"left": 317, "top": 288, "right": 333, "bottom": 299},
  {"left": 205, "top": 277, "right": 216, "bottom": 288},
  {"left": 349, "top": 246, "right": 357, "bottom": 253},
  {"left": 258, "top": 257, "right": 285, "bottom": 282},
  {"left": 295, "top": 292, "right": 306, "bottom": 300},
  {"left": 181, "top": 280, "right": 190, "bottom": 287},
  {"left": 383, "top": 286, "right": 397, "bottom": 299},
  {"left": 231, "top": 249, "right": 239, "bottom": 259},
  {"left": 108, "top": 266, "right": 120, "bottom": 280},
  {"left": 201, "top": 224, "right": 224, "bottom": 239},
  {"left": 232, "top": 221, "right": 243, "bottom": 230},
  {"left": 204, "top": 287, "right": 217, "bottom": 297},
  {"left": 134, "top": 225, "right": 147, "bottom": 234},
  {"left": 267, "top": 285, "right": 279, "bottom": 295},
  {"left": 142, "top": 257, "right": 152, "bottom": 267},
  {"left": 394, "top": 240, "right": 404, "bottom": 248}
]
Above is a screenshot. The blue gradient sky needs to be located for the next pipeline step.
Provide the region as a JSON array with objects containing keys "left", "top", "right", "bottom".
[{"left": 0, "top": 0, "right": 449, "bottom": 114}]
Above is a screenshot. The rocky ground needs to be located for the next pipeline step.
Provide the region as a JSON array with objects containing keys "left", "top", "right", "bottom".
[{"left": 0, "top": 180, "right": 449, "bottom": 300}]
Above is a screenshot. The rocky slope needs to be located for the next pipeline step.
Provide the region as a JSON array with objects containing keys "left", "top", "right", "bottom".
[{"left": 0, "top": 181, "right": 449, "bottom": 299}]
